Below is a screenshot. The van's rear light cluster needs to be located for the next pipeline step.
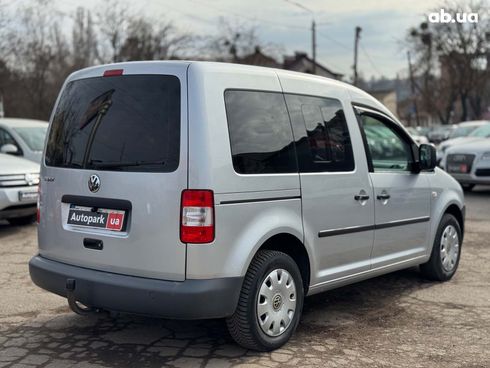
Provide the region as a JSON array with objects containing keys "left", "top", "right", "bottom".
[{"left": 180, "top": 190, "right": 215, "bottom": 244}]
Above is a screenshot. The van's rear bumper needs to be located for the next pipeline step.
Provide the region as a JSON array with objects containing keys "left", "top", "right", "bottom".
[{"left": 29, "top": 255, "right": 243, "bottom": 319}]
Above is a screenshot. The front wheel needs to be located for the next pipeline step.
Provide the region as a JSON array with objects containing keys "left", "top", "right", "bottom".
[
  {"left": 226, "top": 250, "right": 304, "bottom": 351},
  {"left": 420, "top": 213, "right": 462, "bottom": 281}
]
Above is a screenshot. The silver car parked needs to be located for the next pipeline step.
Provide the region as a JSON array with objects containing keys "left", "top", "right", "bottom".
[
  {"left": 443, "top": 139, "right": 490, "bottom": 191},
  {"left": 0, "top": 153, "right": 40, "bottom": 225},
  {"left": 0, "top": 118, "right": 48, "bottom": 163},
  {"left": 30, "top": 61, "right": 465, "bottom": 351}
]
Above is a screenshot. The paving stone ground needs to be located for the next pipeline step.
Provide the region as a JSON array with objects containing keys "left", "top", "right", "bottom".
[{"left": 1, "top": 188, "right": 489, "bottom": 367}]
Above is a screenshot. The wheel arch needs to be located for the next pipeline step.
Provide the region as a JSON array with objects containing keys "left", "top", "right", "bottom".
[
  {"left": 444, "top": 203, "right": 465, "bottom": 239},
  {"left": 254, "top": 233, "right": 311, "bottom": 294}
]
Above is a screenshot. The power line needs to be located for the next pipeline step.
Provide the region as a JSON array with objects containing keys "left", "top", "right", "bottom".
[
  {"left": 317, "top": 31, "right": 350, "bottom": 50},
  {"left": 360, "top": 43, "right": 384, "bottom": 76},
  {"left": 183, "top": 0, "right": 309, "bottom": 30}
]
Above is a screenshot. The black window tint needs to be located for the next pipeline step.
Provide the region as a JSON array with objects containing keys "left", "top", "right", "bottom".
[
  {"left": 45, "top": 75, "right": 180, "bottom": 172},
  {"left": 359, "top": 114, "right": 412, "bottom": 172},
  {"left": 285, "top": 94, "right": 354, "bottom": 172},
  {"left": 224, "top": 90, "right": 297, "bottom": 174}
]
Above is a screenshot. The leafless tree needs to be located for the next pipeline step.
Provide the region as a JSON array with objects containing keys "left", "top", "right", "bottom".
[
  {"left": 72, "top": 7, "right": 98, "bottom": 69},
  {"left": 407, "top": 0, "right": 490, "bottom": 123},
  {"left": 0, "top": 0, "right": 69, "bottom": 119},
  {"left": 94, "top": 0, "right": 130, "bottom": 63},
  {"left": 119, "top": 18, "right": 193, "bottom": 61},
  {"left": 205, "top": 18, "right": 283, "bottom": 62}
]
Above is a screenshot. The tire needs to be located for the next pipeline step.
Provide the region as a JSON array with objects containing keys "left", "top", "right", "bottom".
[
  {"left": 8, "top": 215, "right": 36, "bottom": 226},
  {"left": 226, "top": 250, "right": 304, "bottom": 351},
  {"left": 420, "top": 213, "right": 462, "bottom": 281},
  {"left": 461, "top": 183, "right": 475, "bottom": 192}
]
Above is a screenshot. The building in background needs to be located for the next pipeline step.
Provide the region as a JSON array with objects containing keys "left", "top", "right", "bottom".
[
  {"left": 367, "top": 89, "right": 397, "bottom": 116},
  {"left": 238, "top": 48, "right": 343, "bottom": 80},
  {"left": 283, "top": 52, "right": 343, "bottom": 80}
]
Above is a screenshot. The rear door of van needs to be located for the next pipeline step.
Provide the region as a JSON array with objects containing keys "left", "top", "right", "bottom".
[{"left": 38, "top": 62, "right": 188, "bottom": 281}]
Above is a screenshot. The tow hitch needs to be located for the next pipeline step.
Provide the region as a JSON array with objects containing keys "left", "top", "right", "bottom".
[{"left": 66, "top": 279, "right": 99, "bottom": 315}]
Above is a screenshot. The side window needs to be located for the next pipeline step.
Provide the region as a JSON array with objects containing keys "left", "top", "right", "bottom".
[
  {"left": 224, "top": 90, "right": 297, "bottom": 174},
  {"left": 285, "top": 94, "right": 354, "bottom": 172},
  {"left": 359, "top": 114, "right": 412, "bottom": 172}
]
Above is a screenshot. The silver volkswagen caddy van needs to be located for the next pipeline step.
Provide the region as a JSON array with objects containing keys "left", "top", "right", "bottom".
[{"left": 30, "top": 61, "right": 465, "bottom": 351}]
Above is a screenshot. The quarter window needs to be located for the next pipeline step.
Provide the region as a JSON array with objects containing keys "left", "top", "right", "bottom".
[
  {"left": 285, "top": 94, "right": 354, "bottom": 172},
  {"left": 359, "top": 114, "right": 412, "bottom": 172},
  {"left": 224, "top": 90, "right": 297, "bottom": 174}
]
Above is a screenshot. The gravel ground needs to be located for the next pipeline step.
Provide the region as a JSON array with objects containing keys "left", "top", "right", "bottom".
[{"left": 0, "top": 187, "right": 489, "bottom": 368}]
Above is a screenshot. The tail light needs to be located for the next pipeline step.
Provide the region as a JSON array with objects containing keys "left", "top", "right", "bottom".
[
  {"left": 36, "top": 182, "right": 41, "bottom": 224},
  {"left": 180, "top": 190, "right": 215, "bottom": 243}
]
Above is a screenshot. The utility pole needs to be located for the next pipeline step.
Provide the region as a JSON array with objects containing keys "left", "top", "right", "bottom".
[
  {"left": 311, "top": 20, "right": 316, "bottom": 74},
  {"left": 284, "top": 0, "right": 317, "bottom": 74},
  {"left": 407, "top": 51, "right": 421, "bottom": 126},
  {"left": 353, "top": 26, "right": 362, "bottom": 86}
]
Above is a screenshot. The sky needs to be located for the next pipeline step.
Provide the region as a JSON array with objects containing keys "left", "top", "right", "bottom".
[{"left": 55, "top": 0, "right": 446, "bottom": 80}]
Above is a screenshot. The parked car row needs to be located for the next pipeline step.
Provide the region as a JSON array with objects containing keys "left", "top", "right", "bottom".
[
  {"left": 437, "top": 121, "right": 490, "bottom": 164},
  {"left": 0, "top": 118, "right": 47, "bottom": 225},
  {"left": 402, "top": 120, "right": 490, "bottom": 191}
]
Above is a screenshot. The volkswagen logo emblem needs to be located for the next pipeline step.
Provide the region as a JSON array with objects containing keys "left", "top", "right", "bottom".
[{"left": 88, "top": 174, "right": 101, "bottom": 193}]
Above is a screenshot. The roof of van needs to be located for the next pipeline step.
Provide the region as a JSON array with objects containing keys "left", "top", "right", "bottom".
[{"left": 69, "top": 60, "right": 396, "bottom": 122}]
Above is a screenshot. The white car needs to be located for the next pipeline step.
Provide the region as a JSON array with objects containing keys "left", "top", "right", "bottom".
[
  {"left": 443, "top": 138, "right": 490, "bottom": 191},
  {"left": 0, "top": 153, "right": 40, "bottom": 225},
  {"left": 437, "top": 121, "right": 490, "bottom": 164},
  {"left": 0, "top": 118, "right": 48, "bottom": 163},
  {"left": 405, "top": 127, "right": 429, "bottom": 145}
]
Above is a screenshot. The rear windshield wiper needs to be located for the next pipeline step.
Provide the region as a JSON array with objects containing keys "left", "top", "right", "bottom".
[{"left": 89, "top": 160, "right": 165, "bottom": 169}]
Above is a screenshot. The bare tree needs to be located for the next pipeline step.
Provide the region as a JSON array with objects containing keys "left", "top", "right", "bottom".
[
  {"left": 72, "top": 7, "right": 98, "bottom": 69},
  {"left": 205, "top": 18, "right": 283, "bottom": 62},
  {"left": 0, "top": 0, "right": 69, "bottom": 119},
  {"left": 94, "top": 0, "right": 130, "bottom": 63},
  {"left": 407, "top": 0, "right": 490, "bottom": 123},
  {"left": 119, "top": 18, "right": 193, "bottom": 61}
]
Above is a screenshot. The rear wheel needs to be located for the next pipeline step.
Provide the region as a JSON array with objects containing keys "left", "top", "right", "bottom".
[
  {"left": 8, "top": 215, "right": 36, "bottom": 226},
  {"left": 226, "top": 250, "right": 304, "bottom": 351},
  {"left": 420, "top": 213, "right": 462, "bottom": 281}
]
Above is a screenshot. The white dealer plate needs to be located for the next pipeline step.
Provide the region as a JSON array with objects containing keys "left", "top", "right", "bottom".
[{"left": 67, "top": 205, "right": 125, "bottom": 232}]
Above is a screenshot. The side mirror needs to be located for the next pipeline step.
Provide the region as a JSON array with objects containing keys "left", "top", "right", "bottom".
[
  {"left": 0, "top": 143, "right": 19, "bottom": 155},
  {"left": 419, "top": 144, "right": 437, "bottom": 171}
]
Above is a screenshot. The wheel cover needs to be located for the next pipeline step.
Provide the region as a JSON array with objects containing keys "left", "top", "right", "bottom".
[
  {"left": 440, "top": 224, "right": 460, "bottom": 272},
  {"left": 257, "top": 268, "right": 297, "bottom": 337}
]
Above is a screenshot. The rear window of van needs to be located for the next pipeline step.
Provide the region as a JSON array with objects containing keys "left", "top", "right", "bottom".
[{"left": 45, "top": 75, "right": 180, "bottom": 172}]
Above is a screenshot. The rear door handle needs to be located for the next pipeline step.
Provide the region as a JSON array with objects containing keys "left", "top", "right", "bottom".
[
  {"left": 83, "top": 238, "right": 103, "bottom": 250},
  {"left": 354, "top": 194, "right": 370, "bottom": 201},
  {"left": 376, "top": 193, "right": 391, "bottom": 200}
]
